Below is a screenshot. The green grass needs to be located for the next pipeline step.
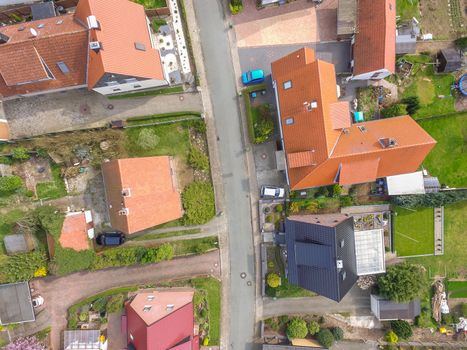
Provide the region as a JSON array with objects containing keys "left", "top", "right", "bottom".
[
  {"left": 0, "top": 209, "right": 25, "bottom": 254},
  {"left": 131, "top": 0, "right": 166, "bottom": 9},
  {"left": 127, "top": 112, "right": 201, "bottom": 126},
  {"left": 152, "top": 18, "right": 167, "bottom": 32},
  {"left": 191, "top": 277, "right": 221, "bottom": 345},
  {"left": 268, "top": 279, "right": 317, "bottom": 298},
  {"left": 36, "top": 164, "right": 67, "bottom": 200},
  {"left": 124, "top": 122, "right": 191, "bottom": 159},
  {"left": 447, "top": 280, "right": 467, "bottom": 298},
  {"left": 407, "top": 201, "right": 467, "bottom": 278},
  {"left": 170, "top": 236, "right": 218, "bottom": 256},
  {"left": 108, "top": 86, "right": 183, "bottom": 99},
  {"left": 394, "top": 206, "right": 434, "bottom": 257},
  {"left": 397, "top": 0, "right": 420, "bottom": 20},
  {"left": 132, "top": 228, "right": 201, "bottom": 241},
  {"left": 418, "top": 113, "right": 467, "bottom": 187}
]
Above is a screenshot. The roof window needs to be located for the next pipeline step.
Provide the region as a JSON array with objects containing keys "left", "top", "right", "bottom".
[
  {"left": 283, "top": 80, "right": 292, "bottom": 90},
  {"left": 37, "top": 24, "right": 45, "bottom": 29},
  {"left": 358, "top": 125, "right": 367, "bottom": 133},
  {"left": 305, "top": 100, "right": 318, "bottom": 111},
  {"left": 341, "top": 270, "right": 347, "bottom": 280},
  {"left": 166, "top": 304, "right": 174, "bottom": 311},
  {"left": 143, "top": 305, "right": 152, "bottom": 312},
  {"left": 336, "top": 260, "right": 343, "bottom": 269},
  {"left": 340, "top": 239, "right": 345, "bottom": 248},
  {"left": 57, "top": 62, "right": 70, "bottom": 74},
  {"left": 87, "top": 15, "right": 99, "bottom": 29},
  {"left": 146, "top": 295, "right": 155, "bottom": 301},
  {"left": 0, "top": 33, "right": 9, "bottom": 44},
  {"left": 285, "top": 117, "right": 294, "bottom": 125},
  {"left": 135, "top": 42, "right": 146, "bottom": 51}
]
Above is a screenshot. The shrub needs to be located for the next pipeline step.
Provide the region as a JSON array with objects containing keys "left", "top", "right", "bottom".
[
  {"left": 0, "top": 175, "right": 23, "bottom": 194},
  {"left": 254, "top": 117, "right": 274, "bottom": 143},
  {"left": 11, "top": 147, "right": 30, "bottom": 160},
  {"left": 289, "top": 201, "right": 300, "bottom": 213},
  {"left": 265, "top": 214, "right": 273, "bottom": 223},
  {"left": 308, "top": 320, "right": 320, "bottom": 335},
  {"left": 303, "top": 200, "right": 319, "bottom": 213},
  {"left": 441, "top": 313, "right": 453, "bottom": 325},
  {"left": 401, "top": 96, "right": 420, "bottom": 115},
  {"left": 339, "top": 195, "right": 354, "bottom": 207},
  {"left": 377, "top": 262, "right": 427, "bottom": 303},
  {"left": 182, "top": 182, "right": 215, "bottom": 225},
  {"left": 391, "top": 190, "right": 467, "bottom": 208},
  {"left": 79, "top": 311, "right": 88, "bottom": 322},
  {"left": 385, "top": 330, "right": 398, "bottom": 344},
  {"left": 265, "top": 317, "right": 280, "bottom": 332},
  {"left": 203, "top": 338, "right": 209, "bottom": 346},
  {"left": 381, "top": 103, "right": 407, "bottom": 118},
  {"left": 455, "top": 36, "right": 467, "bottom": 49},
  {"left": 332, "top": 184, "right": 342, "bottom": 197},
  {"left": 229, "top": 0, "right": 243, "bottom": 14},
  {"left": 275, "top": 204, "right": 283, "bottom": 213},
  {"left": 390, "top": 320, "right": 412, "bottom": 339},
  {"left": 188, "top": 147, "right": 209, "bottom": 172},
  {"left": 267, "top": 273, "right": 281, "bottom": 288},
  {"left": 316, "top": 329, "right": 335, "bottom": 348},
  {"left": 33, "top": 266, "right": 47, "bottom": 277},
  {"left": 92, "top": 297, "right": 108, "bottom": 313},
  {"left": 106, "top": 294, "right": 124, "bottom": 313},
  {"left": 332, "top": 327, "right": 344, "bottom": 341},
  {"left": 4, "top": 251, "right": 47, "bottom": 282},
  {"left": 286, "top": 318, "right": 308, "bottom": 339},
  {"left": 137, "top": 128, "right": 160, "bottom": 150},
  {"left": 0, "top": 156, "right": 13, "bottom": 165}
]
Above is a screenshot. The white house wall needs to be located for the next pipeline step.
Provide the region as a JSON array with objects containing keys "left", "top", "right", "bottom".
[{"left": 92, "top": 79, "right": 168, "bottom": 95}]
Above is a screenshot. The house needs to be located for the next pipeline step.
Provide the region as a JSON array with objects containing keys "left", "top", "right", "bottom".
[
  {"left": 370, "top": 294, "right": 421, "bottom": 321},
  {"left": 437, "top": 48, "right": 463, "bottom": 73},
  {"left": 59, "top": 211, "right": 94, "bottom": 251},
  {"left": 0, "top": 282, "right": 35, "bottom": 325},
  {"left": 351, "top": 0, "right": 396, "bottom": 80},
  {"left": 125, "top": 290, "right": 199, "bottom": 350},
  {"left": 63, "top": 330, "right": 102, "bottom": 350},
  {"left": 271, "top": 47, "right": 436, "bottom": 190},
  {"left": 285, "top": 214, "right": 358, "bottom": 302},
  {"left": 102, "top": 157, "right": 182, "bottom": 235},
  {"left": 0, "top": 0, "right": 167, "bottom": 100}
]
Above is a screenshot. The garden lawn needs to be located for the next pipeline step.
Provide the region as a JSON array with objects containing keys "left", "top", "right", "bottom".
[
  {"left": 408, "top": 201, "right": 467, "bottom": 278},
  {"left": 131, "top": 0, "right": 166, "bottom": 9},
  {"left": 131, "top": 228, "right": 201, "bottom": 241},
  {"left": 418, "top": 113, "right": 467, "bottom": 187},
  {"left": 36, "top": 164, "right": 67, "bottom": 200},
  {"left": 170, "top": 236, "right": 218, "bottom": 256},
  {"left": 394, "top": 207, "right": 434, "bottom": 257},
  {"left": 0, "top": 209, "right": 25, "bottom": 254},
  {"left": 397, "top": 0, "right": 420, "bottom": 20},
  {"left": 447, "top": 280, "right": 467, "bottom": 298},
  {"left": 125, "top": 123, "right": 191, "bottom": 159},
  {"left": 108, "top": 86, "right": 182, "bottom": 99}
]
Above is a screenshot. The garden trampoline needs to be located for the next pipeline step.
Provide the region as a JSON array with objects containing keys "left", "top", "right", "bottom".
[{"left": 457, "top": 74, "right": 467, "bottom": 96}]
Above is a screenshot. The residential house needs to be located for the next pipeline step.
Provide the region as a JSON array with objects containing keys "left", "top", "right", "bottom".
[
  {"left": 351, "top": 0, "right": 396, "bottom": 80},
  {"left": 0, "top": 282, "right": 35, "bottom": 325},
  {"left": 370, "top": 294, "right": 421, "bottom": 321},
  {"left": 102, "top": 156, "right": 182, "bottom": 235},
  {"left": 59, "top": 211, "right": 94, "bottom": 251},
  {"left": 271, "top": 47, "right": 436, "bottom": 190},
  {"left": 125, "top": 290, "right": 199, "bottom": 350},
  {"left": 0, "top": 0, "right": 167, "bottom": 100}
]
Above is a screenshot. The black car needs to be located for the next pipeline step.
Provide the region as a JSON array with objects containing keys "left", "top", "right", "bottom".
[{"left": 96, "top": 231, "right": 125, "bottom": 246}]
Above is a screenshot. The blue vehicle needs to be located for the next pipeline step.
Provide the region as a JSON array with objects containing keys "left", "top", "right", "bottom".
[{"left": 242, "top": 69, "right": 265, "bottom": 85}]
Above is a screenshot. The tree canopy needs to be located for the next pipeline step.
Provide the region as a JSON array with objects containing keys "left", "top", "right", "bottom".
[{"left": 286, "top": 318, "right": 308, "bottom": 339}]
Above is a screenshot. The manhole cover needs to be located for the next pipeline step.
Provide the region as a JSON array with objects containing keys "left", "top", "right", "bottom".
[
  {"left": 247, "top": 281, "right": 252, "bottom": 286},
  {"left": 240, "top": 272, "right": 247, "bottom": 279},
  {"left": 107, "top": 104, "right": 114, "bottom": 110},
  {"left": 261, "top": 153, "right": 267, "bottom": 160}
]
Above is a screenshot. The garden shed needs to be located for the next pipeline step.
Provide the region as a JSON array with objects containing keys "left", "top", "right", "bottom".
[
  {"left": 370, "top": 294, "right": 421, "bottom": 321},
  {"left": 386, "top": 171, "right": 425, "bottom": 195},
  {"left": 4, "top": 234, "right": 29, "bottom": 254},
  {"left": 437, "top": 48, "right": 463, "bottom": 73}
]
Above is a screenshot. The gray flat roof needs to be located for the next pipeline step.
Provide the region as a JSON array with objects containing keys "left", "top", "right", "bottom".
[
  {"left": 0, "top": 282, "right": 34, "bottom": 325},
  {"left": 4, "top": 234, "right": 28, "bottom": 254}
]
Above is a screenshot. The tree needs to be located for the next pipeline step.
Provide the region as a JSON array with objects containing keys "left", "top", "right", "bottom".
[
  {"left": 11, "top": 147, "right": 30, "bottom": 161},
  {"left": 455, "top": 36, "right": 467, "bottom": 49},
  {"left": 401, "top": 96, "right": 420, "bottom": 115},
  {"left": 385, "top": 330, "right": 398, "bottom": 344},
  {"left": 377, "top": 262, "right": 427, "bottom": 303},
  {"left": 308, "top": 320, "right": 320, "bottom": 335},
  {"left": 4, "top": 336, "right": 47, "bottom": 350},
  {"left": 267, "top": 273, "right": 281, "bottom": 288},
  {"left": 390, "top": 320, "right": 413, "bottom": 339},
  {"left": 286, "top": 318, "right": 308, "bottom": 339},
  {"left": 391, "top": 190, "right": 467, "bottom": 208},
  {"left": 155, "top": 243, "right": 174, "bottom": 261},
  {"left": 316, "top": 329, "right": 335, "bottom": 348},
  {"left": 381, "top": 104, "right": 407, "bottom": 118},
  {"left": 0, "top": 175, "right": 23, "bottom": 193},
  {"left": 332, "top": 327, "right": 344, "bottom": 341}
]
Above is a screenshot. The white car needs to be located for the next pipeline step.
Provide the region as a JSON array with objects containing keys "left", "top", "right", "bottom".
[
  {"left": 260, "top": 186, "right": 285, "bottom": 199},
  {"left": 32, "top": 296, "right": 44, "bottom": 308}
]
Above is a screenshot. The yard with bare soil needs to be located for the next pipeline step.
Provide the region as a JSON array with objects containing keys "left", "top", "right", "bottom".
[{"left": 420, "top": 0, "right": 467, "bottom": 39}]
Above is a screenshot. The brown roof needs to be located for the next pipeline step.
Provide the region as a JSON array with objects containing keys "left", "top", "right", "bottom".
[
  {"left": 59, "top": 212, "right": 91, "bottom": 251},
  {"left": 75, "top": 0, "right": 165, "bottom": 88},
  {"left": 353, "top": 0, "right": 396, "bottom": 76},
  {"left": 0, "top": 15, "right": 88, "bottom": 98},
  {"left": 271, "top": 48, "right": 436, "bottom": 190},
  {"left": 102, "top": 157, "right": 183, "bottom": 234}
]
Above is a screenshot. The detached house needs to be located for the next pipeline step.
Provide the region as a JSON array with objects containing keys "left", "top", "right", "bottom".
[
  {"left": 271, "top": 47, "right": 436, "bottom": 190},
  {"left": 0, "top": 0, "right": 167, "bottom": 100}
]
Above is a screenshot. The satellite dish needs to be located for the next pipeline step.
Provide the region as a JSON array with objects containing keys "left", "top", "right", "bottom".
[{"left": 30, "top": 28, "right": 38, "bottom": 37}]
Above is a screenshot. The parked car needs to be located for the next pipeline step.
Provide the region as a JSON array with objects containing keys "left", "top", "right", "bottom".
[
  {"left": 242, "top": 69, "right": 265, "bottom": 85},
  {"left": 260, "top": 185, "right": 285, "bottom": 199},
  {"left": 32, "top": 296, "right": 44, "bottom": 308},
  {"left": 96, "top": 231, "right": 125, "bottom": 246}
]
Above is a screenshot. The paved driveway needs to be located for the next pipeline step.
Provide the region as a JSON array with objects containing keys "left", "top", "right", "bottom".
[
  {"left": 32, "top": 250, "right": 220, "bottom": 350},
  {"left": 4, "top": 89, "right": 203, "bottom": 139}
]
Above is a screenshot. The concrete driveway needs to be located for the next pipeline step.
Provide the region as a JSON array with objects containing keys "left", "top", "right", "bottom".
[
  {"left": 31, "top": 250, "right": 220, "bottom": 350},
  {"left": 3, "top": 89, "right": 203, "bottom": 139}
]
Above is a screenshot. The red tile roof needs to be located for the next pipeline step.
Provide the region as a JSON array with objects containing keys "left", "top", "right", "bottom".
[
  {"left": 0, "top": 121, "right": 10, "bottom": 141},
  {"left": 330, "top": 101, "right": 351, "bottom": 130},
  {"left": 353, "top": 0, "right": 396, "bottom": 76},
  {"left": 59, "top": 212, "right": 91, "bottom": 251},
  {"left": 102, "top": 157, "right": 182, "bottom": 234},
  {"left": 272, "top": 48, "right": 436, "bottom": 190},
  {"left": 75, "top": 0, "right": 165, "bottom": 88}
]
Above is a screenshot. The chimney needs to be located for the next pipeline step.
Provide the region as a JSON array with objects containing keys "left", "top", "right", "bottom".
[
  {"left": 0, "top": 33, "right": 9, "bottom": 44},
  {"left": 378, "top": 137, "right": 397, "bottom": 148}
]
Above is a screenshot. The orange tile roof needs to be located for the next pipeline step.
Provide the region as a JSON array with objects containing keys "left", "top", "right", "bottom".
[
  {"left": 102, "top": 157, "right": 183, "bottom": 234},
  {"left": 59, "top": 212, "right": 91, "bottom": 251},
  {"left": 0, "top": 15, "right": 88, "bottom": 98},
  {"left": 75, "top": 0, "right": 165, "bottom": 88},
  {"left": 330, "top": 101, "right": 351, "bottom": 130},
  {"left": 271, "top": 48, "right": 436, "bottom": 190},
  {"left": 353, "top": 0, "right": 396, "bottom": 76},
  {"left": 339, "top": 157, "right": 380, "bottom": 185}
]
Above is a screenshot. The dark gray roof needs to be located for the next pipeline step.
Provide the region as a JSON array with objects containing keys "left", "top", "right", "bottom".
[
  {"left": 4, "top": 234, "right": 28, "bottom": 254},
  {"left": 285, "top": 215, "right": 358, "bottom": 302},
  {"left": 370, "top": 295, "right": 421, "bottom": 320},
  {"left": 337, "top": 0, "right": 356, "bottom": 36},
  {"left": 31, "top": 2, "right": 56, "bottom": 20},
  {"left": 0, "top": 282, "right": 34, "bottom": 325},
  {"left": 396, "top": 35, "right": 416, "bottom": 54}
]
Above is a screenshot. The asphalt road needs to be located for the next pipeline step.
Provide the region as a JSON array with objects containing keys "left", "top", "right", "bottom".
[{"left": 192, "top": 1, "right": 257, "bottom": 350}]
